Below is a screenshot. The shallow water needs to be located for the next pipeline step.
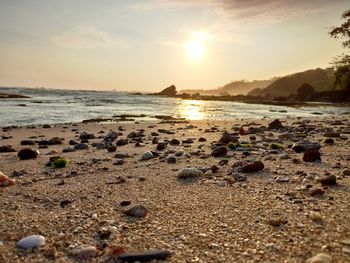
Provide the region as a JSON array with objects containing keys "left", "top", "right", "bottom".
[{"left": 0, "top": 87, "right": 349, "bottom": 127}]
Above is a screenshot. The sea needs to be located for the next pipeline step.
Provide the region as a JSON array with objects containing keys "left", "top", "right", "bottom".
[{"left": 0, "top": 87, "right": 349, "bottom": 127}]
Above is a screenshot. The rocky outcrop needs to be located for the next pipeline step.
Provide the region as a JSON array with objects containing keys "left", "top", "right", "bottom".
[{"left": 154, "top": 85, "right": 177, "bottom": 96}]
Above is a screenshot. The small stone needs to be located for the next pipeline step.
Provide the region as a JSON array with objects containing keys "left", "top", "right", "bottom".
[
  {"left": 292, "top": 140, "right": 321, "bottom": 153},
  {"left": 48, "top": 137, "right": 62, "bottom": 145},
  {"left": 198, "top": 137, "right": 206, "bottom": 142},
  {"left": 20, "top": 139, "right": 35, "bottom": 146},
  {"left": 306, "top": 253, "right": 331, "bottom": 263},
  {"left": 79, "top": 132, "right": 95, "bottom": 140},
  {"left": 0, "top": 171, "right": 15, "bottom": 187},
  {"left": 309, "top": 211, "right": 323, "bottom": 222},
  {"left": 309, "top": 188, "right": 325, "bottom": 196},
  {"left": 316, "top": 175, "right": 337, "bottom": 186},
  {"left": 177, "top": 168, "right": 203, "bottom": 179},
  {"left": 324, "top": 132, "right": 340, "bottom": 138},
  {"left": 116, "top": 138, "right": 129, "bottom": 146},
  {"left": 16, "top": 235, "right": 46, "bottom": 249},
  {"left": 211, "top": 146, "right": 227, "bottom": 157},
  {"left": 342, "top": 168, "right": 350, "bottom": 176},
  {"left": 156, "top": 142, "right": 167, "bottom": 151},
  {"left": 17, "top": 148, "right": 39, "bottom": 160},
  {"left": 0, "top": 145, "right": 16, "bottom": 152},
  {"left": 275, "top": 176, "right": 290, "bottom": 183},
  {"left": 72, "top": 246, "right": 98, "bottom": 260},
  {"left": 125, "top": 205, "right": 148, "bottom": 218},
  {"left": 268, "top": 119, "right": 284, "bottom": 130},
  {"left": 117, "top": 250, "right": 172, "bottom": 262},
  {"left": 170, "top": 138, "right": 180, "bottom": 145},
  {"left": 141, "top": 151, "right": 153, "bottom": 161},
  {"left": 62, "top": 147, "right": 74, "bottom": 153},
  {"left": 268, "top": 218, "right": 286, "bottom": 227},
  {"left": 303, "top": 149, "right": 321, "bottom": 162},
  {"left": 324, "top": 138, "right": 334, "bottom": 145},
  {"left": 74, "top": 143, "right": 89, "bottom": 150},
  {"left": 219, "top": 131, "right": 238, "bottom": 144},
  {"left": 242, "top": 161, "right": 264, "bottom": 173},
  {"left": 107, "top": 145, "right": 117, "bottom": 152},
  {"left": 120, "top": 201, "right": 131, "bottom": 206},
  {"left": 166, "top": 156, "right": 176, "bottom": 164}
]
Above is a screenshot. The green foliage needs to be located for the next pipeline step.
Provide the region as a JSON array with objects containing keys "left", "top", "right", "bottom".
[
  {"left": 52, "top": 158, "right": 68, "bottom": 168},
  {"left": 330, "top": 10, "right": 350, "bottom": 92},
  {"left": 227, "top": 142, "right": 251, "bottom": 150},
  {"left": 269, "top": 143, "right": 284, "bottom": 150}
]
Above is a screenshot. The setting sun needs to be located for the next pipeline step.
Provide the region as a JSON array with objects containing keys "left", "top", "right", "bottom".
[{"left": 184, "top": 31, "right": 209, "bottom": 60}]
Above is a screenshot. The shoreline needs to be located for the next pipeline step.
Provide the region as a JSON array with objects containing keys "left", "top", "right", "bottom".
[{"left": 1, "top": 116, "right": 350, "bottom": 262}]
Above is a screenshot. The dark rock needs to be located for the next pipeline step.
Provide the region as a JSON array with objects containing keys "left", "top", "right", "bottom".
[
  {"left": 170, "top": 138, "right": 180, "bottom": 145},
  {"left": 124, "top": 205, "right": 148, "bottom": 218},
  {"left": 48, "top": 137, "right": 62, "bottom": 145},
  {"left": 152, "top": 137, "right": 159, "bottom": 144},
  {"left": 309, "top": 188, "right": 325, "bottom": 196},
  {"left": 166, "top": 156, "right": 176, "bottom": 164},
  {"left": 242, "top": 161, "right": 264, "bottom": 173},
  {"left": 303, "top": 149, "right": 321, "bottom": 162},
  {"left": 69, "top": 139, "right": 78, "bottom": 145},
  {"left": 114, "top": 153, "right": 130, "bottom": 159},
  {"left": 268, "top": 218, "right": 287, "bottom": 227},
  {"left": 107, "top": 145, "right": 117, "bottom": 152},
  {"left": 324, "top": 132, "right": 340, "bottom": 138},
  {"left": 182, "top": 139, "right": 194, "bottom": 144},
  {"left": 292, "top": 140, "right": 321, "bottom": 153},
  {"left": 20, "top": 140, "right": 35, "bottom": 146},
  {"left": 198, "top": 137, "right": 206, "bottom": 142},
  {"left": 317, "top": 175, "right": 337, "bottom": 186},
  {"left": 156, "top": 142, "right": 167, "bottom": 151},
  {"left": 0, "top": 145, "right": 16, "bottom": 152},
  {"left": 62, "top": 147, "right": 74, "bottom": 153},
  {"left": 117, "top": 250, "right": 172, "bottom": 262},
  {"left": 38, "top": 140, "right": 50, "bottom": 146},
  {"left": 211, "top": 146, "right": 227, "bottom": 157},
  {"left": 324, "top": 138, "right": 334, "bottom": 145},
  {"left": 43, "top": 124, "right": 52, "bottom": 128},
  {"left": 60, "top": 200, "right": 72, "bottom": 208},
  {"left": 120, "top": 201, "right": 131, "bottom": 207},
  {"left": 18, "top": 148, "right": 39, "bottom": 160},
  {"left": 219, "top": 131, "right": 238, "bottom": 144},
  {"left": 211, "top": 165, "right": 219, "bottom": 173},
  {"left": 155, "top": 85, "right": 177, "bottom": 96},
  {"left": 268, "top": 119, "right": 284, "bottom": 130},
  {"left": 116, "top": 138, "right": 129, "bottom": 146},
  {"left": 79, "top": 132, "right": 95, "bottom": 140},
  {"left": 74, "top": 143, "right": 89, "bottom": 150},
  {"left": 104, "top": 131, "right": 118, "bottom": 142}
]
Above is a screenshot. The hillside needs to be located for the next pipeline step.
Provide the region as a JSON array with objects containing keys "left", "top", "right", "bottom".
[
  {"left": 248, "top": 68, "right": 335, "bottom": 98},
  {"left": 180, "top": 79, "right": 277, "bottom": 96}
]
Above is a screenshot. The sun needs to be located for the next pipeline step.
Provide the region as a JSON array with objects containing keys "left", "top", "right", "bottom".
[{"left": 184, "top": 31, "right": 208, "bottom": 60}]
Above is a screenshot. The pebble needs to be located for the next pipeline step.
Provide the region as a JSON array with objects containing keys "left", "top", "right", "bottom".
[
  {"left": 177, "top": 168, "right": 203, "bottom": 179},
  {"left": 0, "top": 145, "right": 16, "bottom": 152},
  {"left": 275, "top": 176, "right": 290, "bottom": 183},
  {"left": 316, "top": 175, "right": 337, "bottom": 186},
  {"left": 74, "top": 143, "right": 89, "bottom": 150},
  {"left": 219, "top": 130, "right": 238, "bottom": 144},
  {"left": 117, "top": 250, "right": 172, "bottom": 262},
  {"left": 72, "top": 246, "right": 98, "bottom": 260},
  {"left": 20, "top": 139, "right": 35, "bottom": 145},
  {"left": 141, "top": 151, "right": 154, "bottom": 161},
  {"left": 342, "top": 168, "right": 350, "bottom": 176},
  {"left": 166, "top": 156, "right": 176, "bottom": 164},
  {"left": 16, "top": 235, "right": 46, "bottom": 249},
  {"left": 17, "top": 148, "right": 39, "bottom": 160},
  {"left": 242, "top": 161, "right": 264, "bottom": 173},
  {"left": 124, "top": 205, "right": 148, "bottom": 218},
  {"left": 0, "top": 171, "right": 15, "bottom": 187},
  {"left": 306, "top": 253, "right": 331, "bottom": 263},
  {"left": 309, "top": 187, "right": 325, "bottom": 196},
  {"left": 211, "top": 146, "right": 228, "bottom": 157},
  {"left": 268, "top": 119, "right": 284, "bottom": 130},
  {"left": 303, "top": 149, "right": 321, "bottom": 162},
  {"left": 292, "top": 140, "right": 321, "bottom": 153}
]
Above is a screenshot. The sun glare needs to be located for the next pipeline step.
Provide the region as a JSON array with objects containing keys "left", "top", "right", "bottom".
[{"left": 184, "top": 31, "right": 209, "bottom": 60}]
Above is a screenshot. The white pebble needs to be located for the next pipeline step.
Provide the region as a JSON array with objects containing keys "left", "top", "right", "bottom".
[{"left": 16, "top": 235, "right": 45, "bottom": 249}]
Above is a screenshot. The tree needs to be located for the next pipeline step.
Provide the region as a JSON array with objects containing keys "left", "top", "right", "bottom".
[
  {"left": 329, "top": 10, "right": 350, "bottom": 92},
  {"left": 297, "top": 83, "right": 314, "bottom": 101}
]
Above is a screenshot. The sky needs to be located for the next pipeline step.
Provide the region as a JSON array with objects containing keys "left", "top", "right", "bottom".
[{"left": 0, "top": 0, "right": 348, "bottom": 91}]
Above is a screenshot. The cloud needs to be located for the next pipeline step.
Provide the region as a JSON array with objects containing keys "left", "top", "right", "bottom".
[
  {"left": 51, "top": 26, "right": 122, "bottom": 48},
  {"left": 138, "top": 0, "right": 344, "bottom": 23}
]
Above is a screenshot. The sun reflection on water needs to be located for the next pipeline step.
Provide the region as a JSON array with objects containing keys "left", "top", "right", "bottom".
[{"left": 178, "top": 100, "right": 206, "bottom": 120}]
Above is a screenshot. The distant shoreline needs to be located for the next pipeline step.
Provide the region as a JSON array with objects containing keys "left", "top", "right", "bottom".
[{"left": 0, "top": 92, "right": 31, "bottom": 99}]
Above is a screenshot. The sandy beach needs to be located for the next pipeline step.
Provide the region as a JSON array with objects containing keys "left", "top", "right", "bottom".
[{"left": 0, "top": 116, "right": 350, "bottom": 262}]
